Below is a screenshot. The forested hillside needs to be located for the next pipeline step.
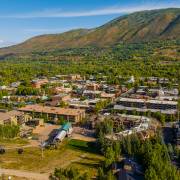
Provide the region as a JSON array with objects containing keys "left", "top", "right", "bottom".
[{"left": 0, "top": 40, "right": 179, "bottom": 87}]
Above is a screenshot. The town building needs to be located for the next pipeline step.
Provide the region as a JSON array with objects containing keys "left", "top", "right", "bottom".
[
  {"left": 19, "top": 104, "right": 85, "bottom": 123},
  {"left": 0, "top": 110, "right": 29, "bottom": 125},
  {"left": 68, "top": 98, "right": 101, "bottom": 111},
  {"left": 114, "top": 97, "right": 178, "bottom": 115},
  {"left": 101, "top": 114, "right": 150, "bottom": 134}
]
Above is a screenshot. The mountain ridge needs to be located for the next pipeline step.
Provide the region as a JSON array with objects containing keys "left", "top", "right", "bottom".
[{"left": 0, "top": 8, "right": 179, "bottom": 56}]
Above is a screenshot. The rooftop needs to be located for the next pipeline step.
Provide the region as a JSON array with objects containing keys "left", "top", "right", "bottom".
[
  {"left": 119, "top": 97, "right": 178, "bottom": 105},
  {"left": 114, "top": 105, "right": 177, "bottom": 115},
  {"left": 19, "top": 104, "right": 85, "bottom": 116},
  {"left": 62, "top": 122, "right": 72, "bottom": 131},
  {"left": 0, "top": 110, "right": 23, "bottom": 121}
]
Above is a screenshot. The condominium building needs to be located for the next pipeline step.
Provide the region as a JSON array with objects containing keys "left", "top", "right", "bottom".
[
  {"left": 19, "top": 104, "right": 85, "bottom": 123},
  {"left": 114, "top": 97, "right": 178, "bottom": 115},
  {"left": 0, "top": 110, "right": 28, "bottom": 125}
]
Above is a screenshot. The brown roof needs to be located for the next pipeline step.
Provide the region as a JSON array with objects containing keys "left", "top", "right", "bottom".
[
  {"left": 19, "top": 104, "right": 85, "bottom": 116},
  {"left": 6, "top": 110, "right": 24, "bottom": 117},
  {"left": 101, "top": 92, "right": 115, "bottom": 98},
  {"left": 0, "top": 110, "right": 23, "bottom": 122},
  {"left": 0, "top": 113, "right": 11, "bottom": 121}
]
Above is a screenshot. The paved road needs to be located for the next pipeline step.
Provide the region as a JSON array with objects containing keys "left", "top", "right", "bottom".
[{"left": 0, "top": 169, "right": 49, "bottom": 180}]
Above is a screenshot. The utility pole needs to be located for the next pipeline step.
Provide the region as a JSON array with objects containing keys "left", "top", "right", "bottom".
[{"left": 39, "top": 136, "right": 45, "bottom": 160}]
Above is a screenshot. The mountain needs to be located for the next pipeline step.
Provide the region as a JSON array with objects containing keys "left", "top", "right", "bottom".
[{"left": 0, "top": 8, "right": 179, "bottom": 56}]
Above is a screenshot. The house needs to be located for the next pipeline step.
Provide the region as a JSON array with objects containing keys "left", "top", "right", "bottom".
[{"left": 19, "top": 104, "right": 85, "bottom": 123}]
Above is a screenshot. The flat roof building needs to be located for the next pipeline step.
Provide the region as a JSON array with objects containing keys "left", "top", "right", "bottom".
[
  {"left": 114, "top": 97, "right": 178, "bottom": 115},
  {"left": 19, "top": 104, "right": 85, "bottom": 123}
]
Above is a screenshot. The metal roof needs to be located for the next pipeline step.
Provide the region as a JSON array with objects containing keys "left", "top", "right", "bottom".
[{"left": 62, "top": 122, "right": 71, "bottom": 131}]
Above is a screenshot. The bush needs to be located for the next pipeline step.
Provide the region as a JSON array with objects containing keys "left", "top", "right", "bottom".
[
  {"left": 50, "top": 167, "right": 90, "bottom": 180},
  {"left": 0, "top": 125, "right": 20, "bottom": 138}
]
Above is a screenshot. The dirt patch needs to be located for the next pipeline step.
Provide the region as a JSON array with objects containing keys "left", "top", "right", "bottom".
[{"left": 72, "top": 133, "right": 96, "bottom": 142}]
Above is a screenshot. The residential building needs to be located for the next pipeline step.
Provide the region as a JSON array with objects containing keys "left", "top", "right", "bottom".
[
  {"left": 114, "top": 97, "right": 178, "bottom": 115},
  {"left": 101, "top": 114, "right": 150, "bottom": 133},
  {"left": 0, "top": 110, "right": 28, "bottom": 125},
  {"left": 19, "top": 104, "right": 85, "bottom": 123}
]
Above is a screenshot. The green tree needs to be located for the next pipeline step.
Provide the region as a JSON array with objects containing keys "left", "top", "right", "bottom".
[
  {"left": 145, "top": 167, "right": 158, "bottom": 180},
  {"left": 104, "top": 147, "right": 115, "bottom": 168},
  {"left": 106, "top": 170, "right": 115, "bottom": 180}
]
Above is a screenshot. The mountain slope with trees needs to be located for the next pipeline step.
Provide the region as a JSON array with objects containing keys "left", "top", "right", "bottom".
[{"left": 0, "top": 8, "right": 179, "bottom": 57}]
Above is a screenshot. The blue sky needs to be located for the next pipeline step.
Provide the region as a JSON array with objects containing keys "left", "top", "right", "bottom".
[{"left": 0, "top": 0, "right": 179, "bottom": 47}]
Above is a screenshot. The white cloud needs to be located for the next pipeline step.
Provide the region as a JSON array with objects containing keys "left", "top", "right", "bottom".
[
  {"left": 0, "top": 39, "right": 16, "bottom": 48},
  {"left": 0, "top": 3, "right": 179, "bottom": 19},
  {"left": 24, "top": 28, "right": 75, "bottom": 33}
]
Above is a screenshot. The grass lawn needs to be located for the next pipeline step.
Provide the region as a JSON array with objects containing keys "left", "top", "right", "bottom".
[
  {"left": 66, "top": 139, "right": 103, "bottom": 177},
  {"left": 0, "top": 138, "right": 103, "bottom": 177}
]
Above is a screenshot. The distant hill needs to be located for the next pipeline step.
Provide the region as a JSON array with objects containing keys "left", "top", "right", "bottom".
[{"left": 0, "top": 8, "right": 179, "bottom": 56}]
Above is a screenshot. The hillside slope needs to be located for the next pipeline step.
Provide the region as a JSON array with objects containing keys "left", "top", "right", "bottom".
[{"left": 0, "top": 8, "right": 179, "bottom": 56}]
